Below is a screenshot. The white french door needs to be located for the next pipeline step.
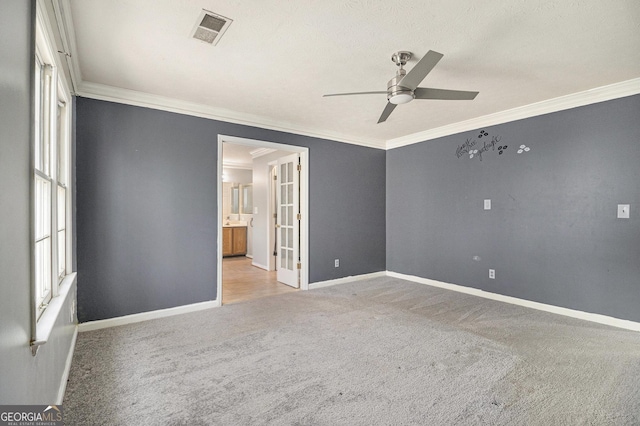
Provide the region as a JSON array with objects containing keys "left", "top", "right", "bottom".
[{"left": 276, "top": 153, "right": 300, "bottom": 288}]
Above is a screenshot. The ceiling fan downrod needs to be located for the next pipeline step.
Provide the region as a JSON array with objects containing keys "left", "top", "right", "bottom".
[{"left": 388, "top": 51, "right": 414, "bottom": 104}]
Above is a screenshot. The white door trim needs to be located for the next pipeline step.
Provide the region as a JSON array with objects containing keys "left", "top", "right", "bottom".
[{"left": 217, "top": 135, "right": 309, "bottom": 305}]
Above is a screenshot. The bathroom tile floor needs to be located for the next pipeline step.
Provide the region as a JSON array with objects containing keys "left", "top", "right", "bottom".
[{"left": 222, "top": 256, "right": 298, "bottom": 304}]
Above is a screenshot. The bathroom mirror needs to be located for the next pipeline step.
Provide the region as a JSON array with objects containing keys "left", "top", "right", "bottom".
[
  {"left": 228, "top": 183, "right": 252, "bottom": 215},
  {"left": 242, "top": 184, "right": 252, "bottom": 214},
  {"left": 231, "top": 186, "right": 239, "bottom": 214}
]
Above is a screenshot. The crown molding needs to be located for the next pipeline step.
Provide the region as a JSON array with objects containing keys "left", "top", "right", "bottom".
[
  {"left": 52, "top": 2, "right": 638, "bottom": 153},
  {"left": 75, "top": 81, "right": 386, "bottom": 150},
  {"left": 52, "top": 0, "right": 83, "bottom": 93},
  {"left": 249, "top": 147, "right": 277, "bottom": 158},
  {"left": 222, "top": 161, "right": 252, "bottom": 170},
  {"left": 76, "top": 77, "right": 640, "bottom": 153},
  {"left": 52, "top": 0, "right": 385, "bottom": 150},
  {"left": 387, "top": 78, "right": 640, "bottom": 149},
  {"left": 52, "top": 0, "right": 386, "bottom": 149}
]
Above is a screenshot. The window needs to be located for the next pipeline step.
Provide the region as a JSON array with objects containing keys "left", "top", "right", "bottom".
[
  {"left": 34, "top": 56, "right": 52, "bottom": 315},
  {"left": 33, "top": 47, "right": 71, "bottom": 320}
]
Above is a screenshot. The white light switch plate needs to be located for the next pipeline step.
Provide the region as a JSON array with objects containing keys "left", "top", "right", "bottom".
[
  {"left": 484, "top": 199, "right": 491, "bottom": 210},
  {"left": 617, "top": 204, "right": 630, "bottom": 219},
  {"left": 253, "top": 207, "right": 258, "bottom": 214}
]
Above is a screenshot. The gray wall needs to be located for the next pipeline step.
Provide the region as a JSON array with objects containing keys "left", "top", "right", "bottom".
[
  {"left": 387, "top": 95, "right": 640, "bottom": 322},
  {"left": 0, "top": 0, "right": 76, "bottom": 404},
  {"left": 75, "top": 97, "right": 386, "bottom": 322}
]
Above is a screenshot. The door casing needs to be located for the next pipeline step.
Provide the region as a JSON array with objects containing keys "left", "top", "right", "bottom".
[{"left": 217, "top": 135, "right": 309, "bottom": 304}]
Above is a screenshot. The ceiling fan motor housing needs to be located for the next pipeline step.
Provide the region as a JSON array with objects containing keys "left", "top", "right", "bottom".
[{"left": 387, "top": 70, "right": 414, "bottom": 104}]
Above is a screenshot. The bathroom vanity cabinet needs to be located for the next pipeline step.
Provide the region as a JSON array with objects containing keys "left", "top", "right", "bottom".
[{"left": 222, "top": 226, "right": 247, "bottom": 257}]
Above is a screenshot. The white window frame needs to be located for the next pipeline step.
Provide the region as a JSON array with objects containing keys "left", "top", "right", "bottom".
[
  {"left": 56, "top": 93, "right": 70, "bottom": 284},
  {"left": 34, "top": 53, "right": 57, "bottom": 317},
  {"left": 31, "top": 2, "right": 76, "bottom": 355}
]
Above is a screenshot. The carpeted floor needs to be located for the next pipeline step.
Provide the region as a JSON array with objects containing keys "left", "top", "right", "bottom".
[{"left": 63, "top": 277, "right": 640, "bottom": 425}]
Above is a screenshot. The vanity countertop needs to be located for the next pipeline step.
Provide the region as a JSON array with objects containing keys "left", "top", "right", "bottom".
[{"left": 223, "top": 221, "right": 247, "bottom": 228}]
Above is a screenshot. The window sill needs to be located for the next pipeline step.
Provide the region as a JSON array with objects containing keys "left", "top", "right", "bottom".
[{"left": 31, "top": 272, "right": 77, "bottom": 356}]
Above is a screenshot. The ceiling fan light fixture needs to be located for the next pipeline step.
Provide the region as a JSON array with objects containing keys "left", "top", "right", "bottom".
[{"left": 388, "top": 91, "right": 414, "bottom": 105}]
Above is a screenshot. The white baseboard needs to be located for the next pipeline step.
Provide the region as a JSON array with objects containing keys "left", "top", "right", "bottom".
[
  {"left": 309, "top": 271, "right": 387, "bottom": 290},
  {"left": 387, "top": 271, "right": 640, "bottom": 332},
  {"left": 251, "top": 261, "right": 270, "bottom": 271},
  {"left": 78, "top": 300, "right": 221, "bottom": 332},
  {"left": 57, "top": 325, "right": 78, "bottom": 405},
  {"left": 74, "top": 271, "right": 639, "bottom": 333}
]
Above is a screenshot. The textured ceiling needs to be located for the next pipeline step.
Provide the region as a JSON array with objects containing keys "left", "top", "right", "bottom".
[{"left": 66, "top": 0, "right": 640, "bottom": 147}]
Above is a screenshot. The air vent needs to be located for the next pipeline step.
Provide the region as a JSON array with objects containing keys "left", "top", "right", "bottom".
[{"left": 191, "top": 10, "right": 232, "bottom": 45}]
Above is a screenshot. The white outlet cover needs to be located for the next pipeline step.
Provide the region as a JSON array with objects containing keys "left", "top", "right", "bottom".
[
  {"left": 484, "top": 199, "right": 491, "bottom": 210},
  {"left": 617, "top": 204, "right": 630, "bottom": 219},
  {"left": 489, "top": 269, "right": 495, "bottom": 279}
]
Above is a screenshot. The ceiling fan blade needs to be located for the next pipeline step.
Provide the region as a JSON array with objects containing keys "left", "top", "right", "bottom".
[
  {"left": 377, "top": 102, "right": 397, "bottom": 123},
  {"left": 398, "top": 50, "right": 444, "bottom": 91},
  {"left": 414, "top": 87, "right": 479, "bottom": 100},
  {"left": 323, "top": 91, "right": 387, "bottom": 97}
]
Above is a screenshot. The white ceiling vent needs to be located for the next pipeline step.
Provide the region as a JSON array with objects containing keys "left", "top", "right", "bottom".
[{"left": 191, "top": 10, "right": 232, "bottom": 46}]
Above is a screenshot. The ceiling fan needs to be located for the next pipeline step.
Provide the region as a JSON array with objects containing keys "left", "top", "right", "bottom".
[{"left": 323, "top": 50, "right": 479, "bottom": 123}]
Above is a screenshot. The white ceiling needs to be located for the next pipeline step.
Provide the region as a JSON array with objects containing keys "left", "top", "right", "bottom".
[
  {"left": 221, "top": 143, "right": 254, "bottom": 169},
  {"left": 63, "top": 0, "right": 640, "bottom": 148},
  {"left": 222, "top": 142, "right": 293, "bottom": 169}
]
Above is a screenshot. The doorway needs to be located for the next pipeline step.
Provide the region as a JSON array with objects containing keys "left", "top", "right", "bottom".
[
  {"left": 217, "top": 135, "right": 309, "bottom": 305},
  {"left": 222, "top": 257, "right": 296, "bottom": 304}
]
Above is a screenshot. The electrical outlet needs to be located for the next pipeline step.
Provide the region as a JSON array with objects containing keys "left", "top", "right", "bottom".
[
  {"left": 617, "top": 204, "right": 630, "bottom": 219},
  {"left": 484, "top": 199, "right": 491, "bottom": 210},
  {"left": 489, "top": 269, "right": 495, "bottom": 279},
  {"left": 335, "top": 259, "right": 339, "bottom": 268}
]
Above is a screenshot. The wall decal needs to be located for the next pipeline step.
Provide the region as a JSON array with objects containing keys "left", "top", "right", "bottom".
[
  {"left": 456, "top": 130, "right": 503, "bottom": 161},
  {"left": 517, "top": 144, "right": 531, "bottom": 154},
  {"left": 456, "top": 138, "right": 477, "bottom": 158}
]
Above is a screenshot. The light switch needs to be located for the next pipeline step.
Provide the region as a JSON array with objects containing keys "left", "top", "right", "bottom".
[
  {"left": 617, "top": 204, "right": 630, "bottom": 219},
  {"left": 253, "top": 207, "right": 258, "bottom": 214},
  {"left": 484, "top": 199, "right": 491, "bottom": 210}
]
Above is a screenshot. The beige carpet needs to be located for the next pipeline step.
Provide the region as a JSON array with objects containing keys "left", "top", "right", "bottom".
[{"left": 63, "top": 277, "right": 640, "bottom": 425}]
